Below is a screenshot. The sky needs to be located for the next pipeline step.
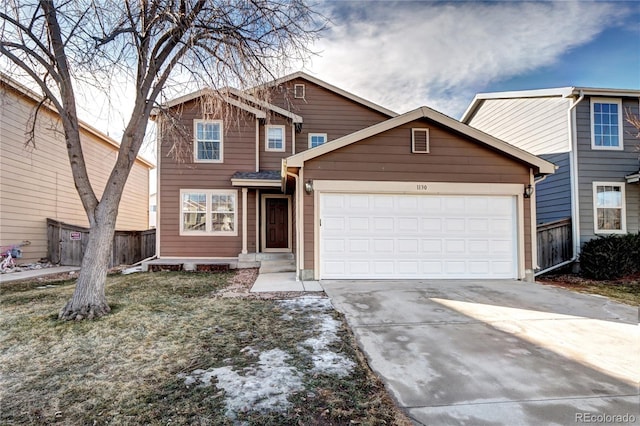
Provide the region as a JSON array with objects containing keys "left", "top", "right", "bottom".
[
  {"left": 4, "top": 0, "right": 638, "bottom": 166},
  {"left": 303, "top": 0, "right": 640, "bottom": 120}
]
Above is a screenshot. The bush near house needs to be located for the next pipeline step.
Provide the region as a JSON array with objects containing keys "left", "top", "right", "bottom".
[{"left": 579, "top": 233, "right": 640, "bottom": 280}]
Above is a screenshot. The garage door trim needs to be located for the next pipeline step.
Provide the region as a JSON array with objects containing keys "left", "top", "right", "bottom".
[{"left": 312, "top": 180, "right": 526, "bottom": 280}]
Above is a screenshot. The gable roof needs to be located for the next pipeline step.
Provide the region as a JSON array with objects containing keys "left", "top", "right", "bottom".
[
  {"left": 285, "top": 106, "right": 555, "bottom": 175},
  {"left": 0, "top": 73, "right": 155, "bottom": 169},
  {"left": 150, "top": 87, "right": 303, "bottom": 123},
  {"left": 462, "top": 86, "right": 640, "bottom": 123},
  {"left": 258, "top": 71, "right": 398, "bottom": 118}
]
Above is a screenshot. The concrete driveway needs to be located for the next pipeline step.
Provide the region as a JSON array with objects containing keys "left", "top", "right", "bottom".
[{"left": 322, "top": 280, "right": 639, "bottom": 425}]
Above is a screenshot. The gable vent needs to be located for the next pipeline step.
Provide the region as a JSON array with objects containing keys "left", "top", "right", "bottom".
[
  {"left": 294, "top": 84, "right": 305, "bottom": 99},
  {"left": 412, "top": 128, "right": 429, "bottom": 153}
]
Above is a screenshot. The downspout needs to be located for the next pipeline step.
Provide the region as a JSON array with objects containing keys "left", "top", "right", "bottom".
[
  {"left": 535, "top": 90, "right": 584, "bottom": 277},
  {"left": 286, "top": 170, "right": 301, "bottom": 281}
]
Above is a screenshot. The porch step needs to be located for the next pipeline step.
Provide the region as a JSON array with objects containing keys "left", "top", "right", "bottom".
[
  {"left": 239, "top": 252, "right": 294, "bottom": 262},
  {"left": 259, "top": 259, "right": 296, "bottom": 274}
]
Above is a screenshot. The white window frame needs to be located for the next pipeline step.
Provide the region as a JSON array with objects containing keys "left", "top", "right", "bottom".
[
  {"left": 265, "top": 125, "right": 285, "bottom": 152},
  {"left": 294, "top": 84, "right": 305, "bottom": 99},
  {"left": 412, "top": 128, "right": 430, "bottom": 153},
  {"left": 194, "top": 119, "right": 223, "bottom": 163},
  {"left": 592, "top": 182, "right": 626, "bottom": 234},
  {"left": 590, "top": 98, "right": 624, "bottom": 151},
  {"left": 180, "top": 189, "right": 238, "bottom": 236},
  {"left": 308, "top": 133, "right": 327, "bottom": 149}
]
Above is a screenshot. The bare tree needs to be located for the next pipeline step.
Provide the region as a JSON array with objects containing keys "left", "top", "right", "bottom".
[{"left": 0, "top": 0, "right": 323, "bottom": 320}]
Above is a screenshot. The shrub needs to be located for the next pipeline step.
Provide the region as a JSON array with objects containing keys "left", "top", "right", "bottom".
[{"left": 579, "top": 233, "right": 640, "bottom": 280}]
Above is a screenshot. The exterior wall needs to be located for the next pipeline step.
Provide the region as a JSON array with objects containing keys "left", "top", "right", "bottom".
[
  {"left": 467, "top": 97, "right": 571, "bottom": 155},
  {"left": 301, "top": 118, "right": 533, "bottom": 272},
  {"left": 575, "top": 97, "right": 640, "bottom": 245},
  {"left": 536, "top": 152, "right": 572, "bottom": 224},
  {"left": 0, "top": 81, "right": 150, "bottom": 263},
  {"left": 158, "top": 99, "right": 256, "bottom": 257},
  {"left": 269, "top": 78, "right": 392, "bottom": 153}
]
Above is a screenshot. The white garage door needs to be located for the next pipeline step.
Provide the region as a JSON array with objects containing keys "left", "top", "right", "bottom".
[{"left": 320, "top": 193, "right": 517, "bottom": 279}]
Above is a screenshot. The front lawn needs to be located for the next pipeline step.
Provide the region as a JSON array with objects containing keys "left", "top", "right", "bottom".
[
  {"left": 0, "top": 271, "right": 411, "bottom": 425},
  {"left": 538, "top": 273, "right": 640, "bottom": 306}
]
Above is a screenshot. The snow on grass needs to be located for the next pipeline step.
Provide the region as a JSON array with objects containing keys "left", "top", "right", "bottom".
[
  {"left": 280, "top": 296, "right": 356, "bottom": 377},
  {"left": 178, "top": 349, "right": 303, "bottom": 418},
  {"left": 178, "top": 296, "right": 354, "bottom": 419}
]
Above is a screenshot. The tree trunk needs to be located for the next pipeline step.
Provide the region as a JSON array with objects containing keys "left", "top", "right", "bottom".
[{"left": 58, "top": 208, "right": 116, "bottom": 321}]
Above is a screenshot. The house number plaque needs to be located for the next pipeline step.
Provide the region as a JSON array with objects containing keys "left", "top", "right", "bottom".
[{"left": 416, "top": 184, "right": 429, "bottom": 191}]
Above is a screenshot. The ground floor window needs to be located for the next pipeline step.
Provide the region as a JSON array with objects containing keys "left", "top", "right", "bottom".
[
  {"left": 593, "top": 182, "right": 626, "bottom": 233},
  {"left": 180, "top": 189, "right": 237, "bottom": 235}
]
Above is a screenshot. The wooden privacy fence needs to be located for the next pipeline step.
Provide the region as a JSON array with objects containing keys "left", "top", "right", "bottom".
[
  {"left": 47, "top": 218, "right": 155, "bottom": 267},
  {"left": 537, "top": 217, "right": 572, "bottom": 271}
]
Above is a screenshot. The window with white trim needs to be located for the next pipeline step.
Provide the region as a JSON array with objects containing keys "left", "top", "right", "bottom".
[
  {"left": 412, "top": 128, "right": 429, "bottom": 153},
  {"left": 294, "top": 84, "right": 305, "bottom": 99},
  {"left": 308, "top": 133, "right": 327, "bottom": 148},
  {"left": 194, "top": 120, "right": 223, "bottom": 162},
  {"left": 181, "top": 189, "right": 237, "bottom": 235},
  {"left": 265, "top": 125, "right": 285, "bottom": 152},
  {"left": 591, "top": 98, "right": 623, "bottom": 150},
  {"left": 593, "top": 182, "right": 626, "bottom": 233}
]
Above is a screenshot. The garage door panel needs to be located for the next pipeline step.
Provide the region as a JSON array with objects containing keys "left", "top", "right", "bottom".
[{"left": 320, "top": 193, "right": 517, "bottom": 279}]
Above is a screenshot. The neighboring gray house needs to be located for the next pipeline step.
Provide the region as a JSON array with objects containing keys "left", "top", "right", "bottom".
[{"left": 462, "top": 87, "right": 640, "bottom": 271}]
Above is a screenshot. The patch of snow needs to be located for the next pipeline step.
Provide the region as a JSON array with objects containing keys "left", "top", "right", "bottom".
[
  {"left": 281, "top": 297, "right": 356, "bottom": 377},
  {"left": 179, "top": 349, "right": 303, "bottom": 419}
]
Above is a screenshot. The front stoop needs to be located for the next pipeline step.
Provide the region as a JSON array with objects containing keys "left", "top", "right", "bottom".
[{"left": 257, "top": 253, "right": 295, "bottom": 274}]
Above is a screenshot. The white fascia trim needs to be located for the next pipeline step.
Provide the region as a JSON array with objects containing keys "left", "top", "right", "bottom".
[
  {"left": 461, "top": 87, "right": 574, "bottom": 123},
  {"left": 227, "top": 88, "right": 303, "bottom": 123},
  {"left": 312, "top": 180, "right": 524, "bottom": 195},
  {"left": 258, "top": 71, "right": 398, "bottom": 118},
  {"left": 625, "top": 172, "right": 639, "bottom": 183},
  {"left": 222, "top": 96, "right": 266, "bottom": 119},
  {"left": 151, "top": 88, "right": 266, "bottom": 120},
  {"left": 230, "top": 178, "right": 280, "bottom": 187},
  {"left": 461, "top": 87, "right": 640, "bottom": 123},
  {"left": 287, "top": 107, "right": 556, "bottom": 174}
]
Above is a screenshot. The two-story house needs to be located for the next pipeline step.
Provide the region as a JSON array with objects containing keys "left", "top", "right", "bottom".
[
  {"left": 462, "top": 87, "right": 640, "bottom": 271},
  {"left": 152, "top": 72, "right": 554, "bottom": 281}
]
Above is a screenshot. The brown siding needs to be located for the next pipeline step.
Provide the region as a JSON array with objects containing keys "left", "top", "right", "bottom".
[
  {"left": 0, "top": 81, "right": 150, "bottom": 263},
  {"left": 158, "top": 100, "right": 255, "bottom": 257},
  {"left": 301, "top": 118, "right": 533, "bottom": 271},
  {"left": 269, "top": 78, "right": 392, "bottom": 154}
]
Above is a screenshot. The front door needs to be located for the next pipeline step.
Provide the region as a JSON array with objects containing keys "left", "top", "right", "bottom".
[{"left": 265, "top": 197, "right": 289, "bottom": 249}]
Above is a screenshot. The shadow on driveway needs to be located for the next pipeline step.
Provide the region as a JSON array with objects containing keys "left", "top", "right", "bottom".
[{"left": 322, "top": 280, "right": 639, "bottom": 426}]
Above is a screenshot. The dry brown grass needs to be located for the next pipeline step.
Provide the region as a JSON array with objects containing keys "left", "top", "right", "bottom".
[
  {"left": 0, "top": 271, "right": 411, "bottom": 425},
  {"left": 539, "top": 273, "right": 640, "bottom": 306}
]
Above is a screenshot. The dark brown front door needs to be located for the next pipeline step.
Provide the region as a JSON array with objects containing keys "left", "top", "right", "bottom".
[{"left": 265, "top": 197, "right": 288, "bottom": 249}]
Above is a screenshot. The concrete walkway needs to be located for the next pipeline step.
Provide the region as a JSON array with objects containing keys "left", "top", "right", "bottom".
[
  {"left": 323, "top": 279, "right": 639, "bottom": 426},
  {"left": 0, "top": 266, "right": 80, "bottom": 283},
  {"left": 250, "top": 272, "right": 323, "bottom": 292}
]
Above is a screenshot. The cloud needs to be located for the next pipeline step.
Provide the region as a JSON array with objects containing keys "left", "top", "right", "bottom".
[{"left": 304, "top": 1, "right": 628, "bottom": 118}]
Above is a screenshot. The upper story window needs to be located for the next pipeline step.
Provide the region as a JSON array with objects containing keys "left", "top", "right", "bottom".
[
  {"left": 593, "top": 182, "right": 626, "bottom": 234},
  {"left": 266, "top": 125, "right": 285, "bottom": 152},
  {"left": 591, "top": 98, "right": 623, "bottom": 150},
  {"left": 181, "top": 189, "right": 237, "bottom": 236},
  {"left": 309, "top": 133, "right": 327, "bottom": 148},
  {"left": 194, "top": 120, "right": 223, "bottom": 162}
]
